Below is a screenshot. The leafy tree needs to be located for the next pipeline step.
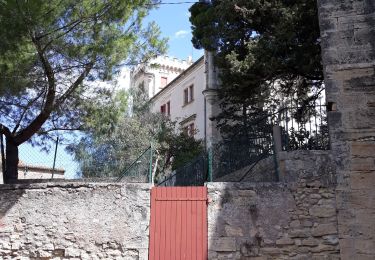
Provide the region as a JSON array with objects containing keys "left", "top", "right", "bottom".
[
  {"left": 69, "top": 90, "right": 203, "bottom": 181},
  {"left": 0, "top": 0, "right": 167, "bottom": 183},
  {"left": 189, "top": 0, "right": 324, "bottom": 137}
]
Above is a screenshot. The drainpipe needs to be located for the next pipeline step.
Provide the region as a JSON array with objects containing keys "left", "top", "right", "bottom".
[
  {"left": 204, "top": 98, "right": 207, "bottom": 149},
  {"left": 147, "top": 73, "right": 156, "bottom": 97}
]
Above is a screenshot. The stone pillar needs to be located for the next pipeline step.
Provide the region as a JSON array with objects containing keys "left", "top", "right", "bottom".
[
  {"left": 203, "top": 50, "right": 221, "bottom": 149},
  {"left": 203, "top": 89, "right": 220, "bottom": 149},
  {"left": 317, "top": 1, "right": 375, "bottom": 259},
  {"left": 272, "top": 125, "right": 283, "bottom": 181}
]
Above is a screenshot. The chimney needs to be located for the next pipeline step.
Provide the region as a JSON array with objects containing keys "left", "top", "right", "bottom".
[{"left": 188, "top": 56, "right": 193, "bottom": 64}]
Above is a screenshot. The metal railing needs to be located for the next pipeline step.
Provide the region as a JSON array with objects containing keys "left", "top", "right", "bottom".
[
  {"left": 157, "top": 102, "right": 330, "bottom": 185},
  {"left": 211, "top": 135, "right": 275, "bottom": 181},
  {"left": 157, "top": 153, "right": 207, "bottom": 187},
  {"left": 113, "top": 101, "right": 330, "bottom": 186},
  {"left": 275, "top": 103, "right": 330, "bottom": 151}
]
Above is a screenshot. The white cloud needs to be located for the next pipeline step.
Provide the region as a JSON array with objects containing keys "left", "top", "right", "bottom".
[{"left": 174, "top": 30, "right": 189, "bottom": 38}]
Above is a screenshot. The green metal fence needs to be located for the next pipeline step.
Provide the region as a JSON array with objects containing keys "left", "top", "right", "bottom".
[
  {"left": 211, "top": 136, "right": 275, "bottom": 181},
  {"left": 115, "top": 102, "right": 330, "bottom": 186},
  {"left": 116, "top": 146, "right": 153, "bottom": 183},
  {"left": 157, "top": 153, "right": 208, "bottom": 187}
]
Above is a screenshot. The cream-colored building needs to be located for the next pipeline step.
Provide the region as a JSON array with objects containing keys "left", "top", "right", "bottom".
[
  {"left": 150, "top": 57, "right": 206, "bottom": 139},
  {"left": 0, "top": 161, "right": 65, "bottom": 184},
  {"left": 131, "top": 56, "right": 193, "bottom": 99},
  {"left": 131, "top": 52, "right": 221, "bottom": 148}
]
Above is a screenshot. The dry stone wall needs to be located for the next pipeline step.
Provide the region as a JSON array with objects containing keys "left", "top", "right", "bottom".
[
  {"left": 0, "top": 183, "right": 151, "bottom": 259},
  {"left": 207, "top": 164, "right": 340, "bottom": 259}
]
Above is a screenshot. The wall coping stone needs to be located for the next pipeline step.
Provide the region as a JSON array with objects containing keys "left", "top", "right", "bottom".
[{"left": 0, "top": 182, "right": 152, "bottom": 191}]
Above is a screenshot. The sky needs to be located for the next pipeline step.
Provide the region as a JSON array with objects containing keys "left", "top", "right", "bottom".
[
  {"left": 146, "top": 1, "right": 204, "bottom": 61},
  {"left": 18, "top": 1, "right": 203, "bottom": 179}
]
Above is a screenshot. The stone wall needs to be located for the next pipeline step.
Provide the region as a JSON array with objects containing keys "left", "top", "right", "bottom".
[
  {"left": 0, "top": 182, "right": 151, "bottom": 259},
  {"left": 215, "top": 155, "right": 277, "bottom": 182},
  {"left": 207, "top": 169, "right": 340, "bottom": 259},
  {"left": 317, "top": 1, "right": 375, "bottom": 259},
  {"left": 216, "top": 150, "right": 335, "bottom": 183},
  {"left": 278, "top": 150, "right": 336, "bottom": 185}
]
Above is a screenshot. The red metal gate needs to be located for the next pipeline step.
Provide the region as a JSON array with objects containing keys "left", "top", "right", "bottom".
[{"left": 149, "top": 187, "right": 208, "bottom": 260}]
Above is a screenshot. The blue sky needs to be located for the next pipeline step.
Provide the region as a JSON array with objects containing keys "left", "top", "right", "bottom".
[
  {"left": 146, "top": 1, "right": 204, "bottom": 61},
  {"left": 18, "top": 1, "right": 203, "bottom": 179}
]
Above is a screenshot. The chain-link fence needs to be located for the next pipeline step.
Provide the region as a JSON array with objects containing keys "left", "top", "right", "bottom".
[
  {"left": 0, "top": 136, "right": 153, "bottom": 183},
  {"left": 116, "top": 146, "right": 153, "bottom": 183},
  {"left": 10, "top": 139, "right": 79, "bottom": 181}
]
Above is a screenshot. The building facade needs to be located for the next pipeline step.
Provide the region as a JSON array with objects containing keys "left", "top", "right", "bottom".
[
  {"left": 130, "top": 56, "right": 193, "bottom": 99},
  {"left": 0, "top": 161, "right": 65, "bottom": 184},
  {"left": 150, "top": 57, "right": 206, "bottom": 140},
  {"left": 130, "top": 53, "right": 221, "bottom": 148}
]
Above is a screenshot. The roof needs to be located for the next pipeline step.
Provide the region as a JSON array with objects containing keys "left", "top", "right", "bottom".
[
  {"left": 18, "top": 161, "right": 65, "bottom": 175},
  {"left": 1, "top": 160, "right": 65, "bottom": 174},
  {"left": 149, "top": 56, "right": 205, "bottom": 103}
]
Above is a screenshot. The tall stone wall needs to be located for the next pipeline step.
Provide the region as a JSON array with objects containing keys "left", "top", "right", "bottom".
[
  {"left": 317, "top": 1, "right": 375, "bottom": 259},
  {"left": 207, "top": 167, "right": 340, "bottom": 259},
  {"left": 0, "top": 183, "right": 151, "bottom": 259}
]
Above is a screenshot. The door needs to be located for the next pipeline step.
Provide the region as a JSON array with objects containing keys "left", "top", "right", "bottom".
[{"left": 149, "top": 187, "right": 208, "bottom": 260}]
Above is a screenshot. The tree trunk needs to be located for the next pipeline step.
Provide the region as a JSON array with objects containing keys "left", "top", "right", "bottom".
[{"left": 4, "top": 137, "right": 19, "bottom": 184}]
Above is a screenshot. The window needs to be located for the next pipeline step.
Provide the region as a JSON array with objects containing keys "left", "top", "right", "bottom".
[
  {"left": 184, "top": 88, "right": 189, "bottom": 105},
  {"left": 160, "top": 101, "right": 170, "bottom": 116},
  {"left": 180, "top": 114, "right": 197, "bottom": 136},
  {"left": 189, "top": 85, "right": 194, "bottom": 102},
  {"left": 189, "top": 123, "right": 195, "bottom": 136},
  {"left": 160, "top": 77, "right": 168, "bottom": 88},
  {"left": 183, "top": 125, "right": 189, "bottom": 135},
  {"left": 167, "top": 101, "right": 171, "bottom": 116},
  {"left": 183, "top": 84, "right": 194, "bottom": 106},
  {"left": 183, "top": 122, "right": 195, "bottom": 137},
  {"left": 160, "top": 104, "right": 166, "bottom": 114}
]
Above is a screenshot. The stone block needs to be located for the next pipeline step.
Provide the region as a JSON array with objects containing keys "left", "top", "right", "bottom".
[
  {"left": 289, "top": 229, "right": 311, "bottom": 238},
  {"left": 350, "top": 158, "right": 375, "bottom": 171},
  {"left": 301, "top": 220, "right": 313, "bottom": 227},
  {"left": 309, "top": 205, "right": 336, "bottom": 218},
  {"left": 355, "top": 240, "right": 375, "bottom": 255},
  {"left": 65, "top": 248, "right": 81, "bottom": 257},
  {"left": 290, "top": 220, "right": 301, "bottom": 228},
  {"left": 224, "top": 225, "right": 243, "bottom": 237},
  {"left": 260, "top": 247, "right": 281, "bottom": 256},
  {"left": 11, "top": 242, "right": 20, "bottom": 250},
  {"left": 295, "top": 246, "right": 311, "bottom": 254},
  {"left": 38, "top": 250, "right": 52, "bottom": 258},
  {"left": 276, "top": 237, "right": 295, "bottom": 245},
  {"left": 349, "top": 171, "right": 375, "bottom": 189},
  {"left": 312, "top": 224, "right": 338, "bottom": 237},
  {"left": 310, "top": 244, "right": 338, "bottom": 253},
  {"left": 301, "top": 238, "right": 319, "bottom": 247},
  {"left": 209, "top": 237, "right": 236, "bottom": 252},
  {"left": 42, "top": 243, "right": 54, "bottom": 251},
  {"left": 237, "top": 190, "right": 256, "bottom": 197},
  {"left": 323, "top": 235, "right": 339, "bottom": 246},
  {"left": 351, "top": 142, "right": 375, "bottom": 157}
]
